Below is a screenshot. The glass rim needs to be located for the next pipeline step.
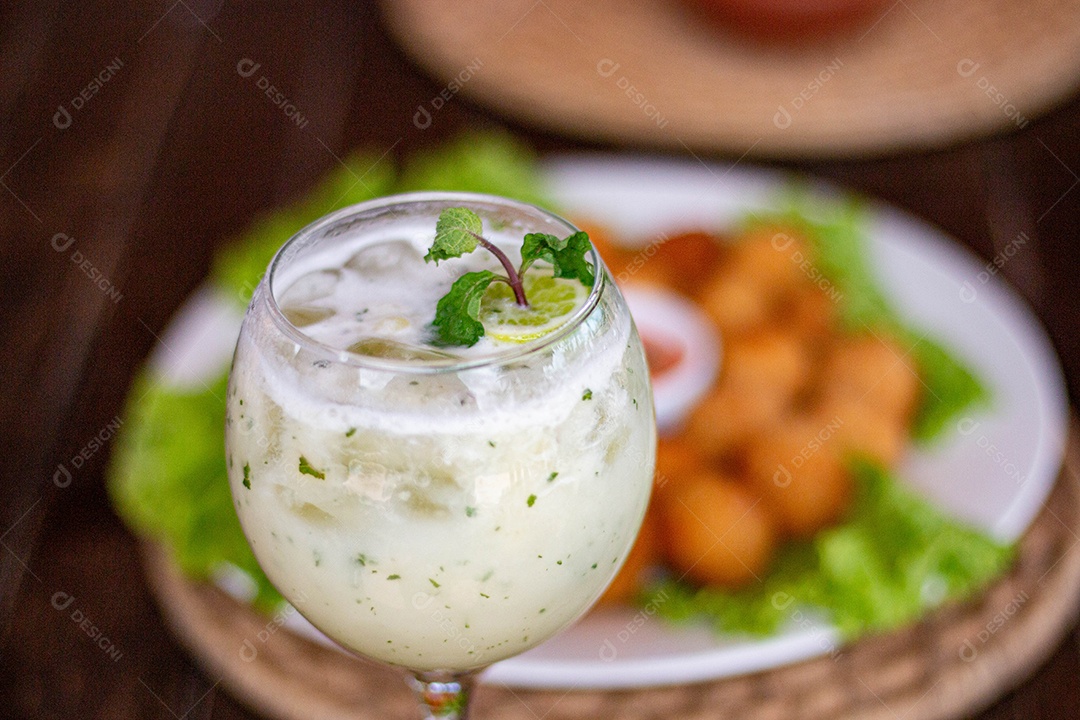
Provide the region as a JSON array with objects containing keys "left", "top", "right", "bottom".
[{"left": 262, "top": 191, "right": 607, "bottom": 374}]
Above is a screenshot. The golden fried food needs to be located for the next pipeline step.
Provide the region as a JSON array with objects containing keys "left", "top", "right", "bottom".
[
  {"left": 654, "top": 438, "right": 710, "bottom": 498},
  {"left": 722, "top": 330, "right": 812, "bottom": 401},
  {"left": 698, "top": 267, "right": 773, "bottom": 336},
  {"left": 587, "top": 218, "right": 930, "bottom": 605},
  {"left": 812, "top": 397, "right": 909, "bottom": 467},
  {"left": 598, "top": 505, "right": 661, "bottom": 605},
  {"left": 725, "top": 227, "right": 812, "bottom": 291},
  {"left": 646, "top": 231, "right": 724, "bottom": 297},
  {"left": 684, "top": 383, "right": 787, "bottom": 460},
  {"left": 744, "top": 421, "right": 853, "bottom": 539},
  {"left": 820, "top": 335, "right": 920, "bottom": 422},
  {"left": 782, "top": 286, "right": 837, "bottom": 343},
  {"left": 657, "top": 472, "right": 777, "bottom": 587}
]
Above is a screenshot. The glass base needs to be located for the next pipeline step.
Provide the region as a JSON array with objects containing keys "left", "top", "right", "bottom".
[{"left": 407, "top": 670, "right": 478, "bottom": 719}]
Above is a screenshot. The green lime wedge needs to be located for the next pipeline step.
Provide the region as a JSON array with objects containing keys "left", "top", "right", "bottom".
[{"left": 480, "top": 275, "right": 590, "bottom": 344}]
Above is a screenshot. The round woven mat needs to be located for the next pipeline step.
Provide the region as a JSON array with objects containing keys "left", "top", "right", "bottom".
[
  {"left": 146, "top": 421, "right": 1080, "bottom": 720},
  {"left": 380, "top": 0, "right": 1080, "bottom": 158}
]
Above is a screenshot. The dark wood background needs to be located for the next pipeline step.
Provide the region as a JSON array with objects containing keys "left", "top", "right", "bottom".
[{"left": 1, "top": 1, "right": 1077, "bottom": 717}]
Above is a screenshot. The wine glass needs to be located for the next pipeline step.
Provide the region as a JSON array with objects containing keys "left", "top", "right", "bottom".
[{"left": 225, "top": 192, "right": 656, "bottom": 718}]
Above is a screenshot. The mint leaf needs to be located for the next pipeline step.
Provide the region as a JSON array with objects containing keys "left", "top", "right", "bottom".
[
  {"left": 432, "top": 270, "right": 497, "bottom": 347},
  {"left": 425, "top": 207, "right": 483, "bottom": 263},
  {"left": 298, "top": 456, "right": 325, "bottom": 480},
  {"left": 520, "top": 231, "right": 595, "bottom": 286}
]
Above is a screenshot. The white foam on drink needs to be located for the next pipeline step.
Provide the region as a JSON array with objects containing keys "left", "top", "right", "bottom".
[
  {"left": 245, "top": 317, "right": 629, "bottom": 438},
  {"left": 256, "top": 234, "right": 623, "bottom": 436}
]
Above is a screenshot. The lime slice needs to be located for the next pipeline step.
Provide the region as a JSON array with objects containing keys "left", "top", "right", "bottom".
[{"left": 480, "top": 275, "right": 590, "bottom": 344}]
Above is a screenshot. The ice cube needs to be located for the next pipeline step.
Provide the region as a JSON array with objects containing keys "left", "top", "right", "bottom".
[
  {"left": 344, "top": 240, "right": 422, "bottom": 278},
  {"left": 279, "top": 269, "right": 340, "bottom": 307},
  {"left": 373, "top": 315, "right": 410, "bottom": 333},
  {"left": 346, "top": 337, "right": 457, "bottom": 362},
  {"left": 281, "top": 305, "right": 335, "bottom": 328}
]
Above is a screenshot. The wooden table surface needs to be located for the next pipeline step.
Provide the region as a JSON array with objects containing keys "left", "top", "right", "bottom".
[{"left": 1, "top": 2, "right": 1078, "bottom": 717}]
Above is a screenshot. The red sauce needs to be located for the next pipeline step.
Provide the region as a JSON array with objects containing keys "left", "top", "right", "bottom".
[{"left": 642, "top": 333, "right": 685, "bottom": 379}]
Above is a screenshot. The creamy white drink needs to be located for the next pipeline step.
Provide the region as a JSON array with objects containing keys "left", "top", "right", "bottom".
[{"left": 225, "top": 195, "right": 655, "bottom": 673}]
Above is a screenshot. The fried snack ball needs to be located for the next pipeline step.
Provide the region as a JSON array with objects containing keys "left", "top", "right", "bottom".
[
  {"left": 645, "top": 231, "right": 724, "bottom": 297},
  {"left": 725, "top": 227, "right": 813, "bottom": 292},
  {"left": 781, "top": 285, "right": 837, "bottom": 343},
  {"left": 820, "top": 335, "right": 921, "bottom": 422},
  {"left": 657, "top": 472, "right": 777, "bottom": 587},
  {"left": 744, "top": 420, "right": 853, "bottom": 539},
  {"left": 723, "top": 329, "right": 813, "bottom": 401},
  {"left": 684, "top": 383, "right": 787, "bottom": 460},
  {"left": 597, "top": 504, "right": 661, "bottom": 605},
  {"left": 812, "top": 397, "right": 909, "bottom": 467},
  {"left": 654, "top": 437, "right": 710, "bottom": 498},
  {"left": 698, "top": 267, "right": 772, "bottom": 337}
]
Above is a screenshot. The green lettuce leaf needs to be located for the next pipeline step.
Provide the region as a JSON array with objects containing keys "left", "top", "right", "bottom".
[{"left": 108, "top": 373, "right": 284, "bottom": 611}]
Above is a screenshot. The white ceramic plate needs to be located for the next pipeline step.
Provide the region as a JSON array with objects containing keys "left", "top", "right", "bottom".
[{"left": 152, "top": 156, "right": 1067, "bottom": 690}]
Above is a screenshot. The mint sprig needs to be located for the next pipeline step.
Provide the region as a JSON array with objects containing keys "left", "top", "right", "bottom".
[{"left": 425, "top": 207, "right": 593, "bottom": 347}]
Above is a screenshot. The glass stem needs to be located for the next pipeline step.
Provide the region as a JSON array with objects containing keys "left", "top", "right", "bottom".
[{"left": 408, "top": 670, "right": 477, "bottom": 719}]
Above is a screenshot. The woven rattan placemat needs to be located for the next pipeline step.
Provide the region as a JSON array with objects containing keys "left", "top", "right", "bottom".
[
  {"left": 380, "top": 0, "right": 1080, "bottom": 158},
  {"left": 145, "top": 422, "right": 1080, "bottom": 719}
]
